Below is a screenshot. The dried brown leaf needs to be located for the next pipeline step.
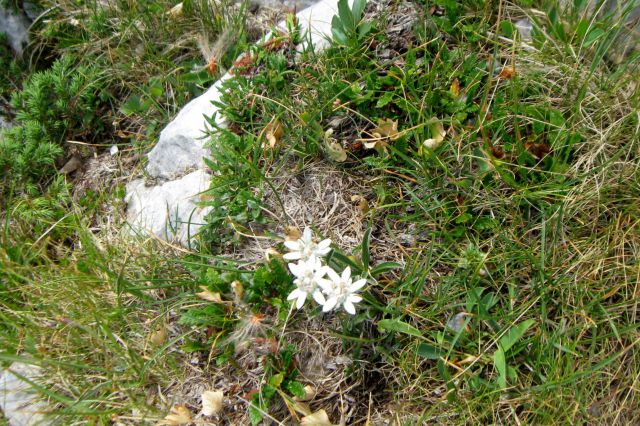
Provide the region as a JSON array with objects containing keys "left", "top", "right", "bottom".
[
  {"left": 301, "top": 409, "right": 334, "bottom": 426},
  {"left": 423, "top": 119, "right": 446, "bottom": 150},
  {"left": 149, "top": 325, "right": 167, "bottom": 346},
  {"left": 498, "top": 65, "right": 516, "bottom": 80},
  {"left": 265, "top": 119, "right": 284, "bottom": 148},
  {"left": 196, "top": 286, "right": 223, "bottom": 303},
  {"left": 351, "top": 195, "right": 370, "bottom": 214},
  {"left": 323, "top": 129, "right": 347, "bottom": 162},
  {"left": 158, "top": 405, "right": 192, "bottom": 425},
  {"left": 285, "top": 226, "right": 302, "bottom": 241},
  {"left": 450, "top": 78, "right": 460, "bottom": 96}
]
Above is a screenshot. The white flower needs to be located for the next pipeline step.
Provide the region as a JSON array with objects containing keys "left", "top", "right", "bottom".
[
  {"left": 284, "top": 227, "right": 331, "bottom": 262},
  {"left": 320, "top": 266, "right": 366, "bottom": 315},
  {"left": 287, "top": 258, "right": 330, "bottom": 309}
]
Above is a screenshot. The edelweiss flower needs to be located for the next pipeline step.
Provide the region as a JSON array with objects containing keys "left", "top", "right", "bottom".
[
  {"left": 284, "top": 227, "right": 331, "bottom": 262},
  {"left": 287, "top": 258, "right": 329, "bottom": 309},
  {"left": 320, "top": 266, "right": 366, "bottom": 315}
]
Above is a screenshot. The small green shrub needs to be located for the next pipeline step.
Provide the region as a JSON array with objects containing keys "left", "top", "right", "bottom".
[{"left": 0, "top": 55, "right": 109, "bottom": 193}]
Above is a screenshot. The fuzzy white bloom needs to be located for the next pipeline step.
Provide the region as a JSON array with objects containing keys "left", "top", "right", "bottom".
[
  {"left": 287, "top": 258, "right": 330, "bottom": 309},
  {"left": 320, "top": 266, "right": 366, "bottom": 315},
  {"left": 284, "top": 227, "right": 331, "bottom": 262}
]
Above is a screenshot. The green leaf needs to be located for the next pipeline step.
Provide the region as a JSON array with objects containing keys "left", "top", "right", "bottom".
[
  {"left": 249, "top": 403, "right": 263, "bottom": 425},
  {"left": 376, "top": 92, "right": 394, "bottom": 108},
  {"left": 416, "top": 343, "right": 444, "bottom": 360},
  {"left": 352, "top": 0, "right": 366, "bottom": 23},
  {"left": 370, "top": 261, "right": 403, "bottom": 276},
  {"left": 286, "top": 380, "right": 306, "bottom": 398},
  {"left": 377, "top": 318, "right": 423, "bottom": 337},
  {"left": 493, "top": 347, "right": 507, "bottom": 389},
  {"left": 269, "top": 372, "right": 284, "bottom": 388},
  {"left": 358, "top": 21, "right": 373, "bottom": 39},
  {"left": 584, "top": 27, "right": 604, "bottom": 47},
  {"left": 331, "top": 25, "right": 348, "bottom": 46},
  {"left": 499, "top": 319, "right": 535, "bottom": 353},
  {"left": 361, "top": 226, "right": 371, "bottom": 269},
  {"left": 337, "top": 0, "right": 355, "bottom": 32}
]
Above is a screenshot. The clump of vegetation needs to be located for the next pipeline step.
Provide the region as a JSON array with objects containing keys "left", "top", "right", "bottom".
[
  {"left": 1, "top": 56, "right": 109, "bottom": 193},
  {"left": 184, "top": 0, "right": 640, "bottom": 423}
]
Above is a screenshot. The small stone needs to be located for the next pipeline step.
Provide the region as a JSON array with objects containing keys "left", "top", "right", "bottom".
[
  {"left": 0, "top": 363, "right": 52, "bottom": 426},
  {"left": 515, "top": 18, "right": 533, "bottom": 41},
  {"left": 398, "top": 233, "right": 416, "bottom": 247}
]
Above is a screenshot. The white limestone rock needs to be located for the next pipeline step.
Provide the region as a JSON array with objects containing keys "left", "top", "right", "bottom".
[
  {"left": 125, "top": 170, "right": 212, "bottom": 244},
  {"left": 0, "top": 6, "right": 30, "bottom": 57},
  {"left": 146, "top": 74, "right": 231, "bottom": 180},
  {"left": 291, "top": 0, "right": 343, "bottom": 51},
  {"left": 0, "top": 363, "right": 51, "bottom": 426}
]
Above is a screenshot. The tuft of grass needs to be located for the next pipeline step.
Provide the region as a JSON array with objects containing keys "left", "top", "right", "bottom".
[{"left": 1, "top": 200, "right": 198, "bottom": 422}]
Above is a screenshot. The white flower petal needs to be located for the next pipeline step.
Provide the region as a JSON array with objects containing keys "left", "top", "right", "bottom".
[
  {"left": 312, "top": 290, "right": 326, "bottom": 305},
  {"left": 302, "top": 227, "right": 312, "bottom": 242},
  {"left": 341, "top": 266, "right": 351, "bottom": 281},
  {"left": 348, "top": 295, "right": 363, "bottom": 304},
  {"left": 296, "top": 292, "right": 307, "bottom": 309},
  {"left": 343, "top": 300, "right": 356, "bottom": 315},
  {"left": 284, "top": 240, "right": 302, "bottom": 251},
  {"left": 326, "top": 267, "right": 341, "bottom": 283},
  {"left": 283, "top": 252, "right": 302, "bottom": 260},
  {"left": 349, "top": 279, "right": 367, "bottom": 292},
  {"left": 288, "top": 261, "right": 303, "bottom": 276},
  {"left": 317, "top": 238, "right": 332, "bottom": 250},
  {"left": 288, "top": 288, "right": 302, "bottom": 301},
  {"left": 323, "top": 297, "right": 338, "bottom": 312}
]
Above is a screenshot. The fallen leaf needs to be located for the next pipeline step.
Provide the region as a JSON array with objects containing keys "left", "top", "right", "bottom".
[
  {"left": 158, "top": 405, "right": 192, "bottom": 425},
  {"left": 301, "top": 409, "right": 334, "bottom": 426},
  {"left": 498, "top": 65, "right": 516, "bottom": 80},
  {"left": 265, "top": 119, "right": 283, "bottom": 148},
  {"left": 285, "top": 226, "right": 302, "bottom": 241},
  {"left": 231, "top": 280, "right": 244, "bottom": 301},
  {"left": 450, "top": 78, "right": 460, "bottom": 96},
  {"left": 525, "top": 142, "right": 551, "bottom": 159},
  {"left": 323, "top": 129, "right": 347, "bottom": 162},
  {"left": 265, "top": 247, "right": 282, "bottom": 261},
  {"left": 201, "top": 390, "right": 224, "bottom": 416},
  {"left": 423, "top": 119, "right": 446, "bottom": 150},
  {"left": 350, "top": 195, "right": 369, "bottom": 214},
  {"left": 149, "top": 325, "right": 167, "bottom": 346},
  {"left": 196, "top": 286, "right": 223, "bottom": 303},
  {"left": 372, "top": 118, "right": 399, "bottom": 139},
  {"left": 363, "top": 118, "right": 400, "bottom": 153},
  {"left": 167, "top": 2, "right": 183, "bottom": 16},
  {"left": 490, "top": 145, "right": 505, "bottom": 159},
  {"left": 293, "top": 385, "right": 317, "bottom": 402}
]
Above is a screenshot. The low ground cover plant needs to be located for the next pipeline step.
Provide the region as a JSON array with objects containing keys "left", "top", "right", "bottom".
[{"left": 182, "top": 0, "right": 640, "bottom": 422}]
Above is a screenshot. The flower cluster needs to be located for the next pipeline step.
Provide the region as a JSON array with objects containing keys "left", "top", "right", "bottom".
[{"left": 283, "top": 227, "right": 366, "bottom": 315}]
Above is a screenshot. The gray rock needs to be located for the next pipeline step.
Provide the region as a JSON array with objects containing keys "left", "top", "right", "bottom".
[
  {"left": 125, "top": 170, "right": 212, "bottom": 244},
  {"left": 0, "top": 363, "right": 51, "bottom": 426},
  {"left": 146, "top": 74, "right": 230, "bottom": 181},
  {"left": 515, "top": 18, "right": 533, "bottom": 41},
  {"left": 0, "top": 115, "right": 12, "bottom": 130},
  {"left": 0, "top": 6, "right": 30, "bottom": 57}
]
